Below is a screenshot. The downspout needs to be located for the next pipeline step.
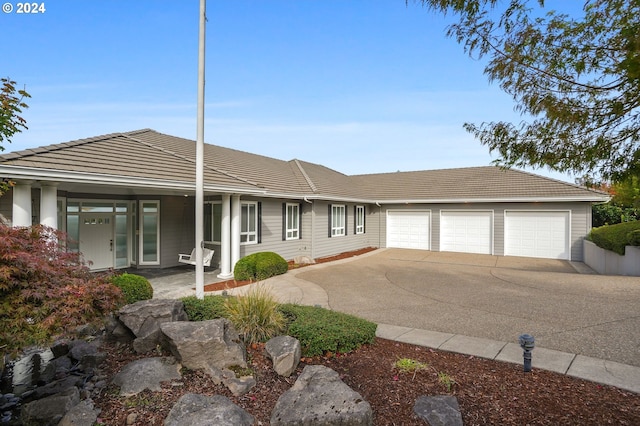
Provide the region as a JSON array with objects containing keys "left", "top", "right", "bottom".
[
  {"left": 304, "top": 197, "right": 314, "bottom": 259},
  {"left": 376, "top": 202, "right": 382, "bottom": 249}
]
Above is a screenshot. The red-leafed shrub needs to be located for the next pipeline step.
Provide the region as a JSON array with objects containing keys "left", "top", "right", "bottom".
[{"left": 0, "top": 224, "right": 124, "bottom": 354}]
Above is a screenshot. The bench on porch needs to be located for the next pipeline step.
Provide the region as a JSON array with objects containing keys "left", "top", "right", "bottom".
[{"left": 178, "top": 248, "right": 215, "bottom": 267}]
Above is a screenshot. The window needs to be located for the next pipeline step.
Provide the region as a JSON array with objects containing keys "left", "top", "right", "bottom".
[
  {"left": 285, "top": 203, "right": 300, "bottom": 240},
  {"left": 241, "top": 202, "right": 258, "bottom": 244},
  {"left": 331, "top": 204, "right": 346, "bottom": 237},
  {"left": 205, "top": 202, "right": 222, "bottom": 242},
  {"left": 355, "top": 205, "right": 365, "bottom": 234},
  {"left": 140, "top": 201, "right": 160, "bottom": 264}
]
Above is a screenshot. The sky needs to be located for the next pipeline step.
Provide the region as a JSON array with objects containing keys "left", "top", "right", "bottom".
[{"left": 3, "top": 0, "right": 583, "bottom": 182}]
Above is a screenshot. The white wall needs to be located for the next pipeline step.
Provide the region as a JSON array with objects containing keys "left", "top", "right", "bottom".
[{"left": 583, "top": 240, "right": 640, "bottom": 276}]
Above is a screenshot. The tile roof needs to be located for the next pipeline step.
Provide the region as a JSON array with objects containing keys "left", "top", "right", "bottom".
[{"left": 0, "top": 129, "right": 607, "bottom": 202}]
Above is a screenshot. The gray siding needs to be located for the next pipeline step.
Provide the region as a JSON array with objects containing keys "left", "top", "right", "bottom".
[
  {"left": 377, "top": 202, "right": 593, "bottom": 261},
  {"left": 159, "top": 195, "right": 195, "bottom": 268},
  {"left": 240, "top": 197, "right": 313, "bottom": 261},
  {"left": 311, "top": 201, "right": 378, "bottom": 259}
]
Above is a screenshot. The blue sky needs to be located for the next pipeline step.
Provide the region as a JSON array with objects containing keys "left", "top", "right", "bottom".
[{"left": 3, "top": 0, "right": 580, "bottom": 181}]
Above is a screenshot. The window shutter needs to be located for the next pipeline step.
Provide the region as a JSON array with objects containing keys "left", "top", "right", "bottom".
[
  {"left": 282, "top": 203, "right": 286, "bottom": 241},
  {"left": 258, "top": 202, "right": 262, "bottom": 244},
  {"left": 363, "top": 206, "right": 366, "bottom": 233},
  {"left": 328, "top": 204, "right": 332, "bottom": 238},
  {"left": 298, "top": 203, "right": 303, "bottom": 239},
  {"left": 344, "top": 205, "right": 348, "bottom": 236},
  {"left": 353, "top": 205, "right": 357, "bottom": 234}
]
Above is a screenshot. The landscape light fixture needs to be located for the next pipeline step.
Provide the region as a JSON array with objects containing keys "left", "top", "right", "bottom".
[{"left": 518, "top": 334, "right": 535, "bottom": 372}]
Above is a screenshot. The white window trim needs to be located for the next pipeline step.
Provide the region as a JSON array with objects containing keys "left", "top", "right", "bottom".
[
  {"left": 331, "top": 204, "right": 346, "bottom": 237},
  {"left": 355, "top": 205, "right": 365, "bottom": 234},
  {"left": 139, "top": 200, "right": 160, "bottom": 265},
  {"left": 241, "top": 201, "right": 258, "bottom": 245},
  {"left": 286, "top": 202, "right": 299, "bottom": 240},
  {"left": 205, "top": 201, "right": 222, "bottom": 244}
]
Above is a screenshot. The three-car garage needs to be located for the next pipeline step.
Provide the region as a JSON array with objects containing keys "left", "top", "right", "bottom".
[{"left": 386, "top": 208, "right": 572, "bottom": 260}]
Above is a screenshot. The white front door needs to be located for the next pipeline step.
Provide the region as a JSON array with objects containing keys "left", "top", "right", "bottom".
[{"left": 79, "top": 213, "right": 114, "bottom": 270}]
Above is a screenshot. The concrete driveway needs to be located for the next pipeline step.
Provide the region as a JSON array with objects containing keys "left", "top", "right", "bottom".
[{"left": 296, "top": 248, "right": 640, "bottom": 367}]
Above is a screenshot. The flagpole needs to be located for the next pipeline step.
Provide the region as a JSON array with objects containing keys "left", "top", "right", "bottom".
[{"left": 195, "top": 0, "right": 206, "bottom": 299}]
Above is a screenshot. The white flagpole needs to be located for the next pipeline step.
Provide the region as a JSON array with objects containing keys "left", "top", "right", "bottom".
[{"left": 195, "top": 0, "right": 206, "bottom": 299}]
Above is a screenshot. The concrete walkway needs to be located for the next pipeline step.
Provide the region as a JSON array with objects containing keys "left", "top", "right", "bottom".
[{"left": 150, "top": 249, "right": 640, "bottom": 394}]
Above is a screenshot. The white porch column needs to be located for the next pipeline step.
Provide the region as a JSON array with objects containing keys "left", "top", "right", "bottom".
[
  {"left": 12, "top": 180, "right": 33, "bottom": 227},
  {"left": 230, "top": 195, "right": 241, "bottom": 272},
  {"left": 217, "top": 194, "right": 232, "bottom": 279},
  {"left": 40, "top": 182, "right": 59, "bottom": 229}
]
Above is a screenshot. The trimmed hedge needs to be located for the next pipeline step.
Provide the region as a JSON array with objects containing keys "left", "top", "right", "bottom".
[
  {"left": 110, "top": 273, "right": 153, "bottom": 304},
  {"left": 181, "top": 295, "right": 228, "bottom": 321},
  {"left": 279, "top": 304, "right": 377, "bottom": 357},
  {"left": 179, "top": 296, "right": 377, "bottom": 357},
  {"left": 234, "top": 252, "right": 288, "bottom": 281},
  {"left": 588, "top": 220, "right": 640, "bottom": 255}
]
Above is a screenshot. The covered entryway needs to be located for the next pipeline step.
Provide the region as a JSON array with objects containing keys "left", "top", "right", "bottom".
[
  {"left": 440, "top": 210, "right": 493, "bottom": 255},
  {"left": 504, "top": 211, "right": 570, "bottom": 260},
  {"left": 386, "top": 210, "right": 430, "bottom": 250}
]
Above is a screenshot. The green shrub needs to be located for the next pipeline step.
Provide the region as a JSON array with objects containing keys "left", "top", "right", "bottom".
[
  {"left": 279, "top": 304, "right": 377, "bottom": 357},
  {"left": 110, "top": 273, "right": 153, "bottom": 304},
  {"left": 255, "top": 252, "right": 289, "bottom": 280},
  {"left": 233, "top": 256, "right": 257, "bottom": 281},
  {"left": 592, "top": 203, "right": 640, "bottom": 227},
  {"left": 233, "top": 252, "right": 288, "bottom": 281},
  {"left": 181, "top": 295, "right": 228, "bottom": 321},
  {"left": 224, "top": 285, "right": 285, "bottom": 344},
  {"left": 589, "top": 220, "right": 640, "bottom": 255},
  {"left": 627, "top": 229, "right": 640, "bottom": 246}
]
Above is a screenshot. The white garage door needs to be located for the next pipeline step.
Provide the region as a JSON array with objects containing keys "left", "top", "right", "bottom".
[
  {"left": 440, "top": 211, "right": 493, "bottom": 255},
  {"left": 505, "top": 211, "right": 570, "bottom": 260},
  {"left": 387, "top": 210, "right": 430, "bottom": 250}
]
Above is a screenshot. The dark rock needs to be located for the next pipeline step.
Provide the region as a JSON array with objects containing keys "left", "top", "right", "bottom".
[
  {"left": 32, "top": 375, "right": 84, "bottom": 400},
  {"left": 413, "top": 395, "right": 464, "bottom": 426},
  {"left": 103, "top": 313, "right": 135, "bottom": 343},
  {"left": 50, "top": 339, "right": 71, "bottom": 358},
  {"left": 265, "top": 335, "right": 301, "bottom": 377},
  {"left": 271, "top": 365, "right": 373, "bottom": 425},
  {"left": 79, "top": 352, "right": 107, "bottom": 372},
  {"left": 68, "top": 341, "right": 98, "bottom": 363},
  {"left": 20, "top": 386, "right": 79, "bottom": 426},
  {"left": 164, "top": 394, "right": 254, "bottom": 426}
]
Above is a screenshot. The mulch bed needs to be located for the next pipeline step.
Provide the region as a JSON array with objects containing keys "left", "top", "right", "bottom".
[{"left": 94, "top": 338, "right": 640, "bottom": 425}]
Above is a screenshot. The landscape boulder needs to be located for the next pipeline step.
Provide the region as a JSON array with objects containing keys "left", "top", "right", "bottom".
[
  {"left": 117, "top": 299, "right": 188, "bottom": 353},
  {"left": 160, "top": 319, "right": 246, "bottom": 370},
  {"left": 164, "top": 393, "right": 255, "bottom": 426},
  {"left": 112, "top": 357, "right": 181, "bottom": 397},
  {"left": 413, "top": 395, "right": 464, "bottom": 426},
  {"left": 265, "top": 335, "right": 301, "bottom": 377},
  {"left": 271, "top": 365, "right": 373, "bottom": 425},
  {"left": 20, "top": 386, "right": 79, "bottom": 426}
]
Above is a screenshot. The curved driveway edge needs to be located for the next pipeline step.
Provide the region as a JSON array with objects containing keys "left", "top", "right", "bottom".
[{"left": 286, "top": 248, "right": 640, "bottom": 393}]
